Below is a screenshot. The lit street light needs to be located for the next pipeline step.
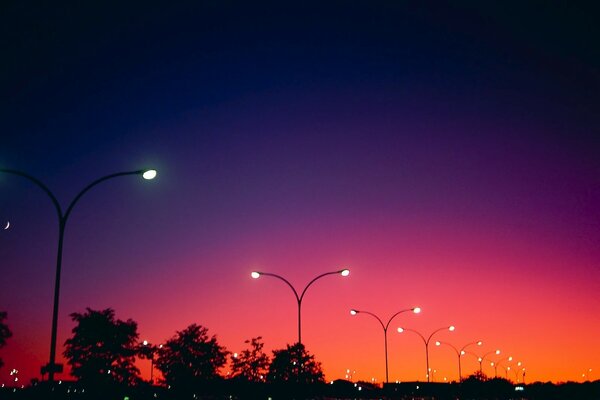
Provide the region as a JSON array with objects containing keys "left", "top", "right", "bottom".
[
  {"left": 435, "top": 340, "right": 482, "bottom": 381},
  {"left": 398, "top": 325, "right": 455, "bottom": 382},
  {"left": 465, "top": 349, "right": 501, "bottom": 375},
  {"left": 250, "top": 268, "right": 350, "bottom": 343},
  {"left": 0, "top": 168, "right": 157, "bottom": 383},
  {"left": 350, "top": 307, "right": 420, "bottom": 383},
  {"left": 490, "top": 355, "right": 513, "bottom": 378}
]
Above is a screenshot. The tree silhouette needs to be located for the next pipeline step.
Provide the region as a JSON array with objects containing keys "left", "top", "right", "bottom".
[
  {"left": 155, "top": 324, "right": 228, "bottom": 391},
  {"left": 267, "top": 342, "right": 324, "bottom": 384},
  {"left": 0, "top": 311, "right": 12, "bottom": 370},
  {"left": 63, "top": 308, "right": 140, "bottom": 387},
  {"left": 230, "top": 336, "right": 270, "bottom": 382}
]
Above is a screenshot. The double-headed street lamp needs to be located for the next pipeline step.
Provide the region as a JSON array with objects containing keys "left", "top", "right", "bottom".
[
  {"left": 465, "top": 349, "right": 501, "bottom": 374},
  {"left": 0, "top": 168, "right": 157, "bottom": 382},
  {"left": 349, "top": 307, "right": 421, "bottom": 383},
  {"left": 435, "top": 340, "right": 482, "bottom": 381},
  {"left": 397, "top": 325, "right": 455, "bottom": 382},
  {"left": 250, "top": 268, "right": 350, "bottom": 344},
  {"left": 490, "top": 355, "right": 512, "bottom": 378}
]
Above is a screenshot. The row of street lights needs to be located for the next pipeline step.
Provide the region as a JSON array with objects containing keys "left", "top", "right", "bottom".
[
  {"left": 2, "top": 167, "right": 526, "bottom": 385},
  {"left": 249, "top": 269, "right": 526, "bottom": 384}
]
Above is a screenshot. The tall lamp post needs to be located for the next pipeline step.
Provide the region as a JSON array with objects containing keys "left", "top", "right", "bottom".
[
  {"left": 490, "top": 355, "right": 512, "bottom": 378},
  {"left": 0, "top": 168, "right": 157, "bottom": 382},
  {"left": 465, "top": 349, "right": 501, "bottom": 374},
  {"left": 397, "top": 325, "right": 455, "bottom": 382},
  {"left": 250, "top": 268, "right": 350, "bottom": 344},
  {"left": 349, "top": 307, "right": 421, "bottom": 383},
  {"left": 435, "top": 340, "right": 482, "bottom": 381}
]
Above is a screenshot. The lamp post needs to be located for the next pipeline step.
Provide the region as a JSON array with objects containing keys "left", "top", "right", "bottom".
[
  {"left": 250, "top": 268, "right": 350, "bottom": 344},
  {"left": 397, "top": 325, "right": 455, "bottom": 382},
  {"left": 0, "top": 168, "right": 157, "bottom": 382},
  {"left": 435, "top": 340, "right": 482, "bottom": 382},
  {"left": 349, "top": 307, "right": 421, "bottom": 383},
  {"left": 139, "top": 340, "right": 162, "bottom": 384},
  {"left": 465, "top": 349, "right": 500, "bottom": 375},
  {"left": 490, "top": 355, "right": 512, "bottom": 378}
]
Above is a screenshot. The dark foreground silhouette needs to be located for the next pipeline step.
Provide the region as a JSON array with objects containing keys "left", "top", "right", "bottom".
[{"left": 2, "top": 379, "right": 600, "bottom": 400}]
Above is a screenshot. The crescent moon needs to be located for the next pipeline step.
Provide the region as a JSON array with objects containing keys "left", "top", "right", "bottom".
[{"left": 4, "top": 221, "right": 9, "bottom": 230}]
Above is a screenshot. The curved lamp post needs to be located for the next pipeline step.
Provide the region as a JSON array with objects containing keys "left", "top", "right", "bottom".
[
  {"left": 0, "top": 168, "right": 157, "bottom": 382},
  {"left": 250, "top": 268, "right": 349, "bottom": 344},
  {"left": 490, "top": 355, "right": 512, "bottom": 378},
  {"left": 435, "top": 340, "right": 482, "bottom": 381},
  {"left": 350, "top": 307, "right": 421, "bottom": 383},
  {"left": 397, "top": 325, "right": 455, "bottom": 382},
  {"left": 465, "top": 349, "right": 501, "bottom": 374}
]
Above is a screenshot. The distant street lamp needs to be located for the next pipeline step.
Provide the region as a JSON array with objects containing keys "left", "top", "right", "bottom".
[
  {"left": 490, "top": 355, "right": 512, "bottom": 378},
  {"left": 465, "top": 349, "right": 501, "bottom": 375},
  {"left": 139, "top": 340, "right": 162, "bottom": 384},
  {"left": 435, "top": 340, "right": 482, "bottom": 381},
  {"left": 250, "top": 268, "right": 350, "bottom": 343},
  {"left": 0, "top": 168, "right": 157, "bottom": 383},
  {"left": 397, "top": 325, "right": 455, "bottom": 382},
  {"left": 350, "top": 307, "right": 421, "bottom": 383}
]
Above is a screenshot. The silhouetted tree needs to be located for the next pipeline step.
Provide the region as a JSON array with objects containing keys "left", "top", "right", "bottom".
[
  {"left": 155, "top": 324, "right": 228, "bottom": 391},
  {"left": 0, "top": 311, "right": 12, "bottom": 369},
  {"left": 63, "top": 308, "right": 140, "bottom": 387},
  {"left": 267, "top": 342, "right": 324, "bottom": 384},
  {"left": 230, "top": 336, "right": 270, "bottom": 382}
]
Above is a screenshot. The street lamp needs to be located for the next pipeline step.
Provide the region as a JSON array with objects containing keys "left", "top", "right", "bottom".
[
  {"left": 465, "top": 349, "right": 501, "bottom": 375},
  {"left": 0, "top": 168, "right": 157, "bottom": 383},
  {"left": 350, "top": 307, "right": 420, "bottom": 383},
  {"left": 250, "top": 268, "right": 350, "bottom": 343},
  {"left": 397, "top": 325, "right": 455, "bottom": 382},
  {"left": 435, "top": 340, "right": 482, "bottom": 381},
  {"left": 490, "top": 355, "right": 512, "bottom": 378},
  {"left": 139, "top": 340, "right": 161, "bottom": 384}
]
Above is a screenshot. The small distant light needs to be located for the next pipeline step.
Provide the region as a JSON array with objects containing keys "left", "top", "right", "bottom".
[
  {"left": 496, "top": 349, "right": 501, "bottom": 355},
  {"left": 142, "top": 169, "right": 157, "bottom": 180},
  {"left": 515, "top": 386, "right": 524, "bottom": 391},
  {"left": 143, "top": 340, "right": 149, "bottom": 346},
  {"left": 251, "top": 271, "right": 260, "bottom": 279},
  {"left": 397, "top": 327, "right": 404, "bottom": 333},
  {"left": 233, "top": 353, "right": 238, "bottom": 358},
  {"left": 435, "top": 341, "right": 441, "bottom": 346},
  {"left": 460, "top": 350, "right": 466, "bottom": 355},
  {"left": 477, "top": 341, "right": 483, "bottom": 346},
  {"left": 341, "top": 269, "right": 350, "bottom": 277},
  {"left": 449, "top": 325, "right": 455, "bottom": 331},
  {"left": 350, "top": 309, "right": 358, "bottom": 315},
  {"left": 413, "top": 307, "right": 421, "bottom": 314},
  {"left": 358, "top": 387, "right": 362, "bottom": 391}
]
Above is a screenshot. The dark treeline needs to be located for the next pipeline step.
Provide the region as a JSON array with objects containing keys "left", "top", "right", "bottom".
[{"left": 1, "top": 308, "right": 599, "bottom": 399}]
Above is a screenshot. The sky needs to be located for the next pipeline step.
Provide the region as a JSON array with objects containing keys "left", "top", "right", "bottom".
[{"left": 1, "top": 1, "right": 599, "bottom": 386}]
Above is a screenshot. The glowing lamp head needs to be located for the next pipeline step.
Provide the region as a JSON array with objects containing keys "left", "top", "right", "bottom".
[
  {"left": 495, "top": 349, "right": 501, "bottom": 355},
  {"left": 517, "top": 362, "right": 522, "bottom": 367},
  {"left": 449, "top": 326, "right": 455, "bottom": 331},
  {"left": 142, "top": 169, "right": 157, "bottom": 180},
  {"left": 478, "top": 357, "right": 482, "bottom": 362},
  {"left": 508, "top": 356, "right": 513, "bottom": 361},
  {"left": 340, "top": 269, "right": 350, "bottom": 277},
  {"left": 435, "top": 341, "right": 441, "bottom": 346},
  {"left": 413, "top": 307, "right": 421, "bottom": 314},
  {"left": 460, "top": 350, "right": 465, "bottom": 355},
  {"left": 397, "top": 327, "right": 404, "bottom": 333},
  {"left": 350, "top": 309, "right": 358, "bottom": 316},
  {"left": 251, "top": 271, "right": 261, "bottom": 279},
  {"left": 142, "top": 340, "right": 149, "bottom": 346},
  {"left": 477, "top": 341, "right": 483, "bottom": 346}
]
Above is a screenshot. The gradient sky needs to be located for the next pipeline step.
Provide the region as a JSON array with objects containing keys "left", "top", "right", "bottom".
[{"left": 1, "top": 2, "right": 599, "bottom": 386}]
